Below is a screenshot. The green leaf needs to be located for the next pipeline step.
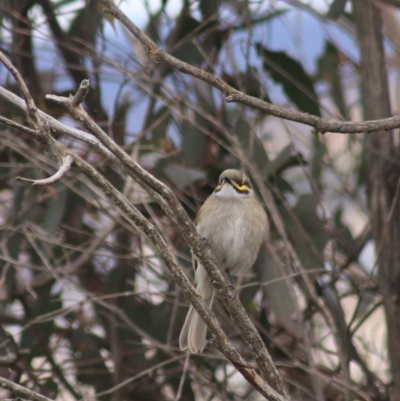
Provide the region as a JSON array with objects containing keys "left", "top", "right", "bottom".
[
  {"left": 4, "top": 232, "right": 22, "bottom": 292},
  {"left": 151, "top": 106, "right": 171, "bottom": 140},
  {"left": 68, "top": 0, "right": 103, "bottom": 46},
  {"left": 326, "top": 0, "right": 348, "bottom": 19},
  {"left": 154, "top": 154, "right": 177, "bottom": 174},
  {"left": 54, "top": 0, "right": 81, "bottom": 8},
  {"left": 317, "top": 280, "right": 349, "bottom": 350},
  {"left": 334, "top": 208, "right": 355, "bottom": 255},
  {"left": 20, "top": 284, "right": 62, "bottom": 358},
  {"left": 233, "top": 8, "right": 290, "bottom": 32},
  {"left": 223, "top": 66, "right": 269, "bottom": 101},
  {"left": 262, "top": 145, "right": 306, "bottom": 178},
  {"left": 118, "top": 298, "right": 153, "bottom": 369},
  {"left": 40, "top": 378, "right": 58, "bottom": 400},
  {"left": 170, "top": 16, "right": 203, "bottom": 66},
  {"left": 258, "top": 249, "right": 302, "bottom": 336},
  {"left": 180, "top": 115, "right": 208, "bottom": 168},
  {"left": 350, "top": 291, "right": 379, "bottom": 326},
  {"left": 310, "top": 134, "right": 326, "bottom": 190},
  {"left": 256, "top": 43, "right": 321, "bottom": 117},
  {"left": 235, "top": 119, "right": 269, "bottom": 171},
  {"left": 274, "top": 176, "right": 294, "bottom": 194},
  {"left": 124, "top": 299, "right": 152, "bottom": 331},
  {"left": 199, "top": 0, "right": 220, "bottom": 19},
  {"left": 69, "top": 327, "right": 113, "bottom": 398},
  {"left": 240, "top": 251, "right": 262, "bottom": 306},
  {"left": 265, "top": 145, "right": 289, "bottom": 176},
  {"left": 105, "top": 265, "right": 129, "bottom": 295},
  {"left": 150, "top": 302, "right": 173, "bottom": 342},
  {"left": 317, "top": 41, "right": 348, "bottom": 118},
  {"left": 282, "top": 194, "right": 329, "bottom": 269},
  {"left": 42, "top": 185, "right": 68, "bottom": 257},
  {"left": 357, "top": 135, "right": 368, "bottom": 188},
  {"left": 14, "top": 182, "right": 40, "bottom": 223},
  {"left": 164, "top": 164, "right": 206, "bottom": 187}
]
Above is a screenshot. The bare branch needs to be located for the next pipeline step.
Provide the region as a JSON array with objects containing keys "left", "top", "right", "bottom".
[
  {"left": 1, "top": 49, "right": 288, "bottom": 400},
  {"left": 45, "top": 84, "right": 289, "bottom": 398},
  {"left": 0, "top": 53, "right": 40, "bottom": 128},
  {"left": 73, "top": 149, "right": 287, "bottom": 401},
  {"left": 0, "top": 86, "right": 117, "bottom": 162},
  {"left": 16, "top": 155, "right": 74, "bottom": 186},
  {"left": 0, "top": 377, "right": 54, "bottom": 401},
  {"left": 6, "top": 399, "right": 31, "bottom": 401},
  {"left": 101, "top": 0, "right": 400, "bottom": 134},
  {"left": 0, "top": 116, "right": 39, "bottom": 137},
  {"left": 70, "top": 78, "right": 90, "bottom": 107},
  {"left": 46, "top": 81, "right": 89, "bottom": 109},
  {"left": 0, "top": 50, "right": 66, "bottom": 165}
]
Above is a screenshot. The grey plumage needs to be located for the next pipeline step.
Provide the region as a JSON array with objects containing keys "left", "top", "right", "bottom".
[{"left": 179, "top": 169, "right": 267, "bottom": 353}]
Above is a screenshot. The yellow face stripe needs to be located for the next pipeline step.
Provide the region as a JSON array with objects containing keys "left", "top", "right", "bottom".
[
  {"left": 233, "top": 182, "right": 250, "bottom": 192},
  {"left": 215, "top": 180, "right": 250, "bottom": 193}
]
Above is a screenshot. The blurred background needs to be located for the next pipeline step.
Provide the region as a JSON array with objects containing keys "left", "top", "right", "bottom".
[{"left": 0, "top": 0, "right": 398, "bottom": 400}]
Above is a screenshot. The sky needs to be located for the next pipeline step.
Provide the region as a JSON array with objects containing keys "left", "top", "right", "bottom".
[{"left": 92, "top": 0, "right": 359, "bottom": 139}]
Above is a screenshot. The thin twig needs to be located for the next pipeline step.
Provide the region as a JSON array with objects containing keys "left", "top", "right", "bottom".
[
  {"left": 93, "top": 355, "right": 185, "bottom": 399},
  {"left": 70, "top": 78, "right": 90, "bottom": 107},
  {"left": 16, "top": 155, "right": 73, "bottom": 186},
  {"left": 45, "top": 81, "right": 289, "bottom": 398},
  {"left": 73, "top": 152, "right": 287, "bottom": 401},
  {"left": 0, "top": 376, "right": 54, "bottom": 401},
  {"left": 0, "top": 86, "right": 117, "bottom": 162},
  {"left": 175, "top": 352, "right": 190, "bottom": 401},
  {"left": 1, "top": 53, "right": 287, "bottom": 401},
  {"left": 101, "top": 0, "right": 400, "bottom": 134},
  {"left": 0, "top": 116, "right": 39, "bottom": 136}
]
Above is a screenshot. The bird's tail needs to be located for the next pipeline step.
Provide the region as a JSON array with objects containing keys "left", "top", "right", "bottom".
[{"left": 179, "top": 265, "right": 215, "bottom": 353}]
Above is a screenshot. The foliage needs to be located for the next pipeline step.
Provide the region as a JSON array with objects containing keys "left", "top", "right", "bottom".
[{"left": 0, "top": 0, "right": 396, "bottom": 400}]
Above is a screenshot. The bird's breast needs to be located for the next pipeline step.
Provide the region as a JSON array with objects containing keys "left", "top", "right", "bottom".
[{"left": 196, "top": 197, "right": 266, "bottom": 273}]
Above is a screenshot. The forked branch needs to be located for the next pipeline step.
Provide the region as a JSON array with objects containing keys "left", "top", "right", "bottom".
[
  {"left": 0, "top": 51, "right": 289, "bottom": 401},
  {"left": 101, "top": 0, "right": 400, "bottom": 134}
]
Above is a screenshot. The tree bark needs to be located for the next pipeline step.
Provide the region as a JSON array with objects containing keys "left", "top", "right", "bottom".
[{"left": 353, "top": 1, "right": 400, "bottom": 400}]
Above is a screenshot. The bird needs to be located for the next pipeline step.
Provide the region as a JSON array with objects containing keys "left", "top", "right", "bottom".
[{"left": 179, "top": 169, "right": 268, "bottom": 353}]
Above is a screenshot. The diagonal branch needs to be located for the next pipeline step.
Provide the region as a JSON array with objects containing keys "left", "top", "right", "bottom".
[
  {"left": 46, "top": 79, "right": 289, "bottom": 398},
  {"left": 101, "top": 0, "right": 400, "bottom": 134},
  {"left": 0, "top": 376, "right": 54, "bottom": 401},
  {"left": 0, "top": 86, "right": 117, "bottom": 162},
  {"left": 0, "top": 52, "right": 289, "bottom": 401}
]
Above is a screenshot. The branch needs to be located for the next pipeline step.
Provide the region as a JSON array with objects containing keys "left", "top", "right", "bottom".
[
  {"left": 35, "top": 0, "right": 108, "bottom": 120},
  {"left": 0, "top": 53, "right": 288, "bottom": 401},
  {"left": 101, "top": 0, "right": 400, "bottom": 134},
  {"left": 16, "top": 155, "right": 73, "bottom": 186},
  {"left": 0, "top": 116, "right": 39, "bottom": 137},
  {"left": 45, "top": 80, "right": 289, "bottom": 399},
  {"left": 74, "top": 148, "right": 287, "bottom": 401},
  {"left": 352, "top": 0, "right": 400, "bottom": 398},
  {"left": 0, "top": 86, "right": 117, "bottom": 163},
  {"left": 0, "top": 376, "right": 54, "bottom": 401},
  {"left": 70, "top": 78, "right": 90, "bottom": 107},
  {"left": 0, "top": 54, "right": 46, "bottom": 138}
]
